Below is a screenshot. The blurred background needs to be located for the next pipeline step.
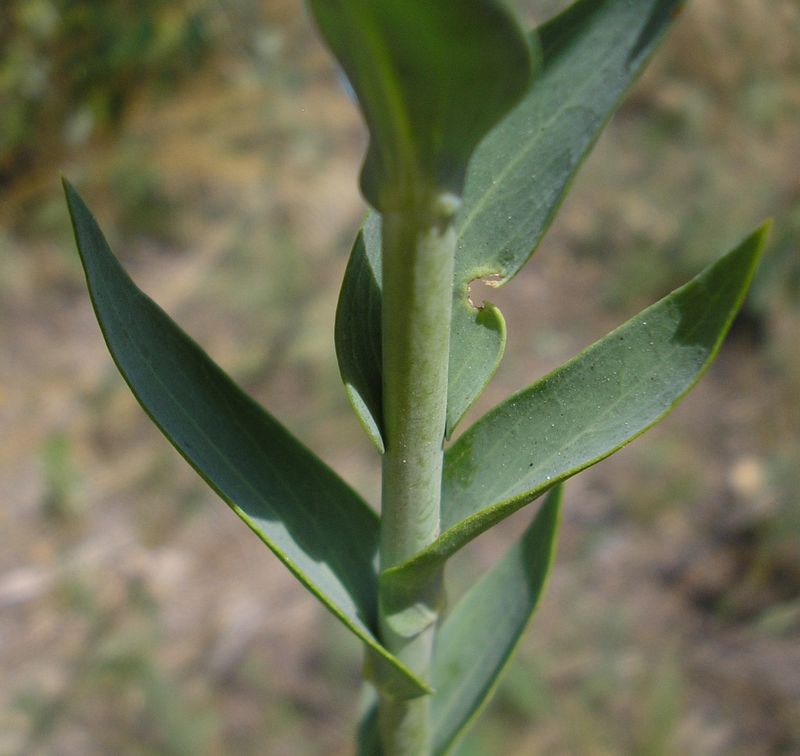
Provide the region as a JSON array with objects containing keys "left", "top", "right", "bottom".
[{"left": 0, "top": 0, "right": 798, "bottom": 753}]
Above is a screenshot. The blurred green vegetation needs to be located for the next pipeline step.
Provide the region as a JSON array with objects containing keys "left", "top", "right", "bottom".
[
  {"left": 40, "top": 430, "right": 82, "bottom": 523},
  {"left": 0, "top": 0, "right": 212, "bottom": 184}
]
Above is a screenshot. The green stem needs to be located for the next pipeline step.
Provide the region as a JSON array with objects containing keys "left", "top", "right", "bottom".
[{"left": 377, "top": 193, "right": 457, "bottom": 755}]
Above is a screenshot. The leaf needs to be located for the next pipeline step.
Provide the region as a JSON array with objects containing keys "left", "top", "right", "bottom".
[
  {"left": 431, "top": 485, "right": 562, "bottom": 755},
  {"left": 335, "top": 214, "right": 384, "bottom": 453},
  {"left": 336, "top": 0, "right": 687, "bottom": 449},
  {"left": 307, "top": 0, "right": 532, "bottom": 210},
  {"left": 446, "top": 0, "right": 687, "bottom": 435},
  {"left": 356, "top": 689, "right": 381, "bottom": 756},
  {"left": 63, "top": 179, "right": 429, "bottom": 699},
  {"left": 356, "top": 487, "right": 562, "bottom": 753},
  {"left": 382, "top": 224, "right": 769, "bottom": 600}
]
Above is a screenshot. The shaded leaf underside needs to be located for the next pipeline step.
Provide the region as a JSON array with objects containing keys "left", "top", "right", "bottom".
[
  {"left": 431, "top": 486, "right": 563, "bottom": 754},
  {"left": 358, "top": 487, "right": 563, "bottom": 755}
]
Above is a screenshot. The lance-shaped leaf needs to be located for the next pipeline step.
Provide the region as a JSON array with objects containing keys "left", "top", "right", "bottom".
[
  {"left": 335, "top": 0, "right": 687, "bottom": 450},
  {"left": 63, "top": 180, "right": 429, "bottom": 699},
  {"left": 381, "top": 224, "right": 768, "bottom": 602},
  {"left": 307, "top": 0, "right": 532, "bottom": 210},
  {"left": 431, "top": 485, "right": 562, "bottom": 754},
  {"left": 447, "top": 0, "right": 688, "bottom": 435},
  {"left": 357, "top": 487, "right": 562, "bottom": 754}
]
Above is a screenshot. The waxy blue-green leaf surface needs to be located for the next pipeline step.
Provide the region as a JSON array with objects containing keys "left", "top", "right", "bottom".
[
  {"left": 63, "top": 180, "right": 429, "bottom": 699},
  {"left": 335, "top": 0, "right": 687, "bottom": 450},
  {"left": 335, "top": 213, "right": 384, "bottom": 452},
  {"left": 356, "top": 709, "right": 379, "bottom": 756},
  {"left": 357, "top": 487, "right": 562, "bottom": 754},
  {"left": 431, "top": 485, "right": 562, "bottom": 754},
  {"left": 382, "top": 224, "right": 768, "bottom": 600},
  {"left": 307, "top": 0, "right": 532, "bottom": 210}
]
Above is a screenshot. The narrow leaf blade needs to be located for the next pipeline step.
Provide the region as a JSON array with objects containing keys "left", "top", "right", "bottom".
[
  {"left": 361, "top": 488, "right": 563, "bottom": 752},
  {"left": 63, "top": 180, "right": 429, "bottom": 699},
  {"left": 454, "top": 0, "right": 687, "bottom": 281},
  {"left": 447, "top": 0, "right": 688, "bottom": 433},
  {"left": 384, "top": 224, "right": 768, "bottom": 595},
  {"left": 431, "top": 485, "right": 563, "bottom": 755}
]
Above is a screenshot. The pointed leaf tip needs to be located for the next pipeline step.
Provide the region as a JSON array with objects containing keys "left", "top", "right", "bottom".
[
  {"left": 383, "top": 224, "right": 767, "bottom": 594},
  {"left": 63, "top": 181, "right": 430, "bottom": 698}
]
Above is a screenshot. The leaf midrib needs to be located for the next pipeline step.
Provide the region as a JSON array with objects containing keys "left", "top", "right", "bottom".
[{"left": 100, "top": 275, "right": 375, "bottom": 624}]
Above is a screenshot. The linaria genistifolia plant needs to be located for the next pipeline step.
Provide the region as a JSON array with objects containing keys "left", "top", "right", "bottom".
[{"left": 64, "top": 1, "right": 769, "bottom": 753}]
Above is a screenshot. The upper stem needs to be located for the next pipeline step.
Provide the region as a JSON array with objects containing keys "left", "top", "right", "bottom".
[{"left": 378, "top": 192, "right": 457, "bottom": 755}]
